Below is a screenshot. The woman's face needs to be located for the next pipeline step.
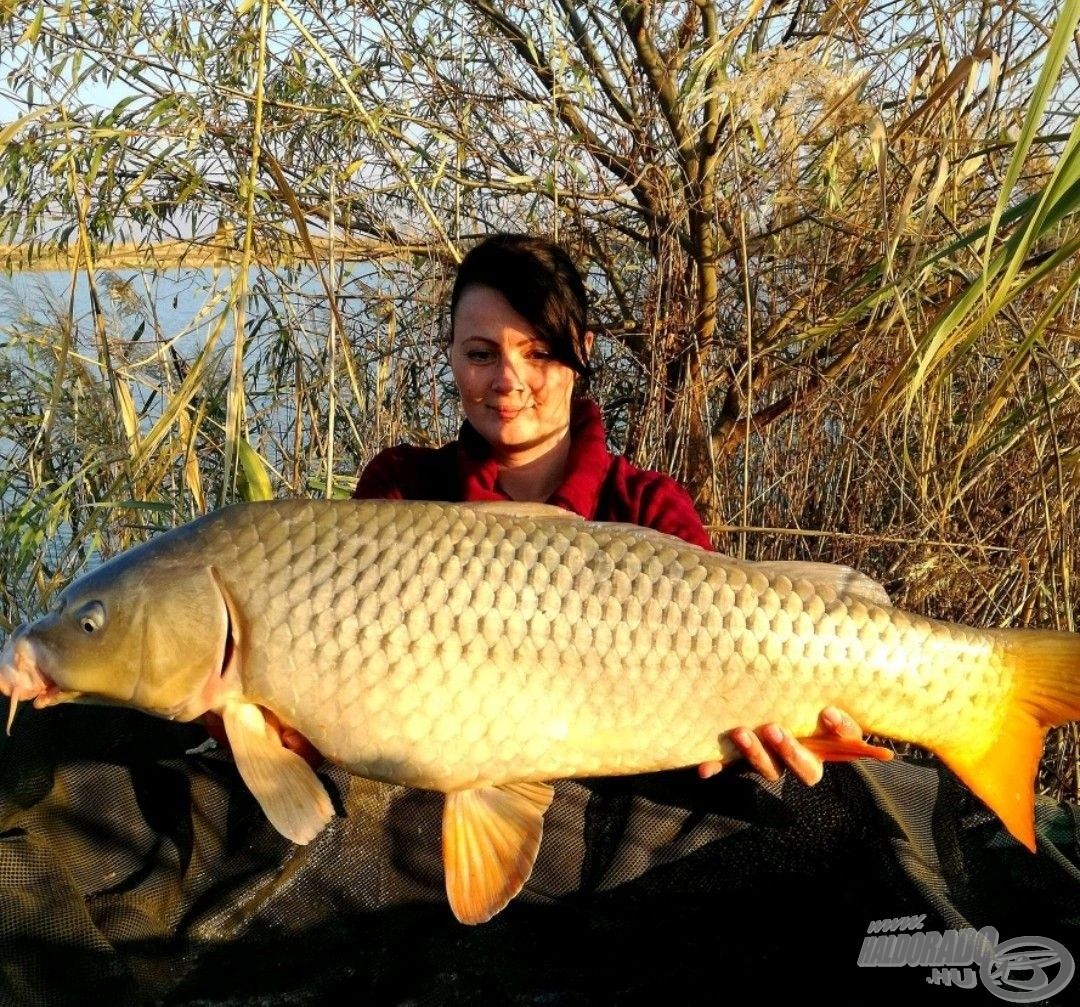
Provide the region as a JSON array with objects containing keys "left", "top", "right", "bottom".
[{"left": 450, "top": 285, "right": 579, "bottom": 463}]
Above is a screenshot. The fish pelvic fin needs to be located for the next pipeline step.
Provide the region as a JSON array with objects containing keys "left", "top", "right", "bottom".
[
  {"left": 942, "top": 629, "right": 1080, "bottom": 853},
  {"left": 442, "top": 781, "right": 555, "bottom": 925},
  {"left": 798, "top": 736, "right": 894, "bottom": 763},
  {"left": 221, "top": 700, "right": 334, "bottom": 845}
]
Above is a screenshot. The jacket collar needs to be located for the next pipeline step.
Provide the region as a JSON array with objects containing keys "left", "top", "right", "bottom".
[{"left": 456, "top": 399, "right": 613, "bottom": 517}]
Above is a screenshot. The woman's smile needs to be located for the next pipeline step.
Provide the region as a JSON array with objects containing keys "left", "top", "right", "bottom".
[{"left": 489, "top": 403, "right": 532, "bottom": 420}]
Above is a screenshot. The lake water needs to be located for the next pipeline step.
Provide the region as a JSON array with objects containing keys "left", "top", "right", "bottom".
[
  {"left": 0, "top": 265, "right": 309, "bottom": 458},
  {"left": 2, "top": 265, "right": 230, "bottom": 342},
  {"left": 0, "top": 263, "right": 353, "bottom": 356}
]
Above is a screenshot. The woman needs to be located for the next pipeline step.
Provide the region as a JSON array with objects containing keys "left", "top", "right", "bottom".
[{"left": 355, "top": 233, "right": 863, "bottom": 785}]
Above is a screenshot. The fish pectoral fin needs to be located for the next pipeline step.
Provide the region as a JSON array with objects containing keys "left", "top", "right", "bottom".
[
  {"left": 442, "top": 781, "right": 555, "bottom": 925},
  {"left": 221, "top": 700, "right": 334, "bottom": 845},
  {"left": 797, "top": 736, "right": 894, "bottom": 763}
]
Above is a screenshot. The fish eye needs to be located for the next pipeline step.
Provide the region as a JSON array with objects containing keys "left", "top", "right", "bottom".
[{"left": 75, "top": 601, "right": 106, "bottom": 635}]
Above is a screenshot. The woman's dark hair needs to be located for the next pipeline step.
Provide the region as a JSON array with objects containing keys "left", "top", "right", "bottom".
[{"left": 449, "top": 233, "right": 592, "bottom": 389}]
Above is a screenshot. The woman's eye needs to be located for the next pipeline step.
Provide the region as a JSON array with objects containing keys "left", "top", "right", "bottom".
[{"left": 466, "top": 349, "right": 495, "bottom": 362}]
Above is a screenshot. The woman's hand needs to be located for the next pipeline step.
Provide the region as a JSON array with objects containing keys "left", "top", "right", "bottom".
[{"left": 698, "top": 706, "right": 866, "bottom": 785}]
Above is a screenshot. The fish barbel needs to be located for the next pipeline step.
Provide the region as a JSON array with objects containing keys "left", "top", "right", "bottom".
[{"left": 1, "top": 499, "right": 1078, "bottom": 923}]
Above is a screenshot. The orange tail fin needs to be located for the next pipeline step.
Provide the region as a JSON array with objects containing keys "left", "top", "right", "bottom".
[{"left": 938, "top": 629, "right": 1080, "bottom": 852}]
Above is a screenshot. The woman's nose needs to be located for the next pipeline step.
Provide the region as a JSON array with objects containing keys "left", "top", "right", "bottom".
[{"left": 491, "top": 356, "right": 525, "bottom": 392}]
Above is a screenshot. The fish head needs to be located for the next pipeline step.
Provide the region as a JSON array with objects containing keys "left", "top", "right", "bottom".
[{"left": 0, "top": 554, "right": 232, "bottom": 728}]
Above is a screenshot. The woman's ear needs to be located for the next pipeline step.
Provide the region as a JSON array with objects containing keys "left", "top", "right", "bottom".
[{"left": 584, "top": 330, "right": 595, "bottom": 357}]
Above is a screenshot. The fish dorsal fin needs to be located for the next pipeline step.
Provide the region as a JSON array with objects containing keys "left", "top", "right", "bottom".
[
  {"left": 462, "top": 503, "right": 714, "bottom": 552},
  {"left": 461, "top": 503, "right": 722, "bottom": 556},
  {"left": 461, "top": 501, "right": 580, "bottom": 521},
  {"left": 222, "top": 700, "right": 334, "bottom": 845},
  {"left": 749, "top": 561, "right": 892, "bottom": 608},
  {"left": 442, "top": 781, "right": 555, "bottom": 924}
]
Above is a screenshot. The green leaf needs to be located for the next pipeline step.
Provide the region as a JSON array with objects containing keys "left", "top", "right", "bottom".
[
  {"left": 237, "top": 437, "right": 273, "bottom": 502},
  {"left": 18, "top": 4, "right": 44, "bottom": 44},
  {"left": 981, "top": 0, "right": 1080, "bottom": 270},
  {"left": 0, "top": 106, "right": 51, "bottom": 146}
]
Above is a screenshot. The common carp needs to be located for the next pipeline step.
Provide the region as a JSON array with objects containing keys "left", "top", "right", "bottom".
[{"left": 1, "top": 499, "right": 1079, "bottom": 923}]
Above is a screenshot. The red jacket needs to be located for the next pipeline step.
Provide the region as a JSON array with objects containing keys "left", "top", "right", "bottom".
[{"left": 354, "top": 400, "right": 714, "bottom": 551}]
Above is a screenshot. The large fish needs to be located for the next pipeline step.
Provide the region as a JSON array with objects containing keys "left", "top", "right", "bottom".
[{"left": 1, "top": 499, "right": 1078, "bottom": 923}]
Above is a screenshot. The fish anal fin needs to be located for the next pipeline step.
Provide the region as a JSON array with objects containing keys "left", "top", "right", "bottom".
[
  {"left": 937, "top": 630, "right": 1080, "bottom": 853},
  {"left": 442, "top": 781, "right": 555, "bottom": 925},
  {"left": 221, "top": 700, "right": 334, "bottom": 845},
  {"left": 798, "top": 736, "right": 895, "bottom": 763}
]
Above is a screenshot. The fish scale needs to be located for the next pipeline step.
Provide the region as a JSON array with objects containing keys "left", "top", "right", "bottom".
[
  {"left": 2, "top": 497, "right": 1078, "bottom": 923},
  {"left": 157, "top": 499, "right": 996, "bottom": 789}
]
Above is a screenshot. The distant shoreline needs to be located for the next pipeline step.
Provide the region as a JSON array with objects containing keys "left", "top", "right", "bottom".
[
  {"left": 0, "top": 235, "right": 422, "bottom": 273},
  {"left": 2, "top": 238, "right": 272, "bottom": 273}
]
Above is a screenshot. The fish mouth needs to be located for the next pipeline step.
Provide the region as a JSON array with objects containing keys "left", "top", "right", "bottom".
[{"left": 0, "top": 633, "right": 74, "bottom": 733}]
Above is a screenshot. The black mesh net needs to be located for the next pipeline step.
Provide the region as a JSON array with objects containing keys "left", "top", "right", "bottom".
[{"left": 2, "top": 701, "right": 1078, "bottom": 1005}]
